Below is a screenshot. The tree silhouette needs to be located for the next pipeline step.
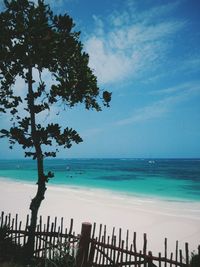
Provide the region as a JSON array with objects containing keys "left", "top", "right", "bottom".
[{"left": 0, "top": 0, "right": 111, "bottom": 260}]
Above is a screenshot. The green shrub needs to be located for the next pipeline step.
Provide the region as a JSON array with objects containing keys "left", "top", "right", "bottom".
[
  {"left": 42, "top": 237, "right": 76, "bottom": 267},
  {"left": 0, "top": 225, "right": 76, "bottom": 266},
  {"left": 0, "top": 225, "right": 23, "bottom": 263},
  {"left": 0, "top": 262, "right": 23, "bottom": 267},
  {"left": 190, "top": 251, "right": 200, "bottom": 267}
]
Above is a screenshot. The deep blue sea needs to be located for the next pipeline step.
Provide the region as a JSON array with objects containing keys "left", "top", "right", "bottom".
[{"left": 0, "top": 158, "right": 200, "bottom": 201}]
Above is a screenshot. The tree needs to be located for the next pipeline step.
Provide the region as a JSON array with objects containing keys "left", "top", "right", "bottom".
[{"left": 0, "top": 0, "right": 111, "bottom": 261}]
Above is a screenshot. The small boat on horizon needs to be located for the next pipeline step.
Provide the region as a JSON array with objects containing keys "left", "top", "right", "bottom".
[{"left": 148, "top": 160, "right": 155, "bottom": 164}]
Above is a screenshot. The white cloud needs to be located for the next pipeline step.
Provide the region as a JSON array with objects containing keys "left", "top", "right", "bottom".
[
  {"left": 92, "top": 15, "right": 104, "bottom": 36},
  {"left": 144, "top": 55, "right": 200, "bottom": 85},
  {"left": 151, "top": 81, "right": 200, "bottom": 96},
  {"left": 133, "top": 1, "right": 182, "bottom": 24},
  {"left": 85, "top": 2, "right": 185, "bottom": 85},
  {"left": 175, "top": 56, "right": 200, "bottom": 76},
  {"left": 107, "top": 20, "right": 185, "bottom": 55},
  {"left": 115, "top": 103, "right": 168, "bottom": 126},
  {"left": 85, "top": 37, "right": 132, "bottom": 84},
  {"left": 109, "top": 10, "right": 131, "bottom": 27},
  {"left": 115, "top": 81, "right": 200, "bottom": 126},
  {"left": 109, "top": 1, "right": 181, "bottom": 26}
]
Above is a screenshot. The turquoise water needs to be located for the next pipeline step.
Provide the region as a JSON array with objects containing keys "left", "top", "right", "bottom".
[{"left": 0, "top": 158, "right": 200, "bottom": 201}]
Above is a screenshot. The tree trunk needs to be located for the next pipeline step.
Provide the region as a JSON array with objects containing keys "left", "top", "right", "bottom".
[
  {"left": 24, "top": 65, "right": 47, "bottom": 262},
  {"left": 25, "top": 155, "right": 46, "bottom": 262}
]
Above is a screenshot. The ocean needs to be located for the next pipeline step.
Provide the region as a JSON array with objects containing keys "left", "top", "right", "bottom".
[{"left": 0, "top": 158, "right": 200, "bottom": 201}]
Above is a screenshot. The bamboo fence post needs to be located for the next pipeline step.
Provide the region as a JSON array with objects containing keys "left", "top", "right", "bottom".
[
  {"left": 5, "top": 215, "right": 8, "bottom": 228},
  {"left": 76, "top": 222, "right": 92, "bottom": 267},
  {"left": 99, "top": 226, "right": 104, "bottom": 264},
  {"left": 45, "top": 216, "right": 50, "bottom": 260},
  {"left": 111, "top": 227, "right": 116, "bottom": 263},
  {"left": 107, "top": 235, "right": 110, "bottom": 266},
  {"left": 129, "top": 244, "right": 133, "bottom": 267},
  {"left": 94, "top": 223, "right": 102, "bottom": 264},
  {"left": 49, "top": 220, "right": 54, "bottom": 260},
  {"left": 175, "top": 240, "right": 178, "bottom": 267},
  {"left": 125, "top": 230, "right": 129, "bottom": 266},
  {"left": 120, "top": 240, "right": 125, "bottom": 264},
  {"left": 139, "top": 250, "right": 142, "bottom": 267},
  {"left": 52, "top": 216, "right": 57, "bottom": 259},
  {"left": 0, "top": 211, "right": 4, "bottom": 227},
  {"left": 133, "top": 231, "right": 137, "bottom": 267},
  {"left": 158, "top": 252, "right": 161, "bottom": 267},
  {"left": 179, "top": 249, "right": 182, "bottom": 265},
  {"left": 8, "top": 213, "right": 12, "bottom": 241},
  {"left": 35, "top": 224, "right": 40, "bottom": 258},
  {"left": 92, "top": 222, "right": 96, "bottom": 240},
  {"left": 87, "top": 240, "right": 95, "bottom": 267},
  {"left": 102, "top": 225, "right": 106, "bottom": 266},
  {"left": 143, "top": 233, "right": 147, "bottom": 267},
  {"left": 18, "top": 221, "right": 22, "bottom": 245},
  {"left": 185, "top": 242, "right": 189, "bottom": 266},
  {"left": 69, "top": 218, "right": 73, "bottom": 235},
  {"left": 60, "top": 216, "right": 63, "bottom": 259},
  {"left": 38, "top": 215, "right": 42, "bottom": 258},
  {"left": 116, "top": 227, "right": 122, "bottom": 264},
  {"left": 8, "top": 213, "right": 11, "bottom": 229},
  {"left": 147, "top": 251, "right": 153, "bottom": 267},
  {"left": 24, "top": 214, "right": 29, "bottom": 246},
  {"left": 170, "top": 252, "right": 173, "bottom": 267},
  {"left": 11, "top": 218, "right": 14, "bottom": 241},
  {"left": 164, "top": 238, "right": 167, "bottom": 267},
  {"left": 14, "top": 213, "right": 18, "bottom": 244}
]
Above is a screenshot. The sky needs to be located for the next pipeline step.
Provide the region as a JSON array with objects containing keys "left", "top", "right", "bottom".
[{"left": 0, "top": 0, "right": 200, "bottom": 159}]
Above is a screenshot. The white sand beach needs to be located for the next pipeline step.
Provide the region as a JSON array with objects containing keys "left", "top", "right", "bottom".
[{"left": 0, "top": 178, "right": 200, "bottom": 256}]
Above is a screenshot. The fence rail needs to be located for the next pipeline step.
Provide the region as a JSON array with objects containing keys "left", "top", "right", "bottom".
[
  {"left": 0, "top": 211, "right": 78, "bottom": 261},
  {"left": 0, "top": 211, "right": 199, "bottom": 267},
  {"left": 88, "top": 225, "right": 192, "bottom": 267}
]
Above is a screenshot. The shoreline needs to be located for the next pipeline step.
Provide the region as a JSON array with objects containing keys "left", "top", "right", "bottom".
[
  {"left": 0, "top": 178, "right": 200, "bottom": 255},
  {"left": 1, "top": 175, "right": 200, "bottom": 203},
  {"left": 1, "top": 157, "right": 200, "bottom": 203}
]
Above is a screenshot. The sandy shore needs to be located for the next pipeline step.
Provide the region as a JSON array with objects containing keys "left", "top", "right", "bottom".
[{"left": 0, "top": 178, "right": 200, "bottom": 256}]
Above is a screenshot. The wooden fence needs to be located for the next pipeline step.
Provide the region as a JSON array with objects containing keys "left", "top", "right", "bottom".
[{"left": 0, "top": 211, "right": 199, "bottom": 267}]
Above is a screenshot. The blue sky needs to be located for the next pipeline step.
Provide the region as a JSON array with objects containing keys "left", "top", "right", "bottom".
[{"left": 0, "top": 0, "right": 200, "bottom": 159}]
